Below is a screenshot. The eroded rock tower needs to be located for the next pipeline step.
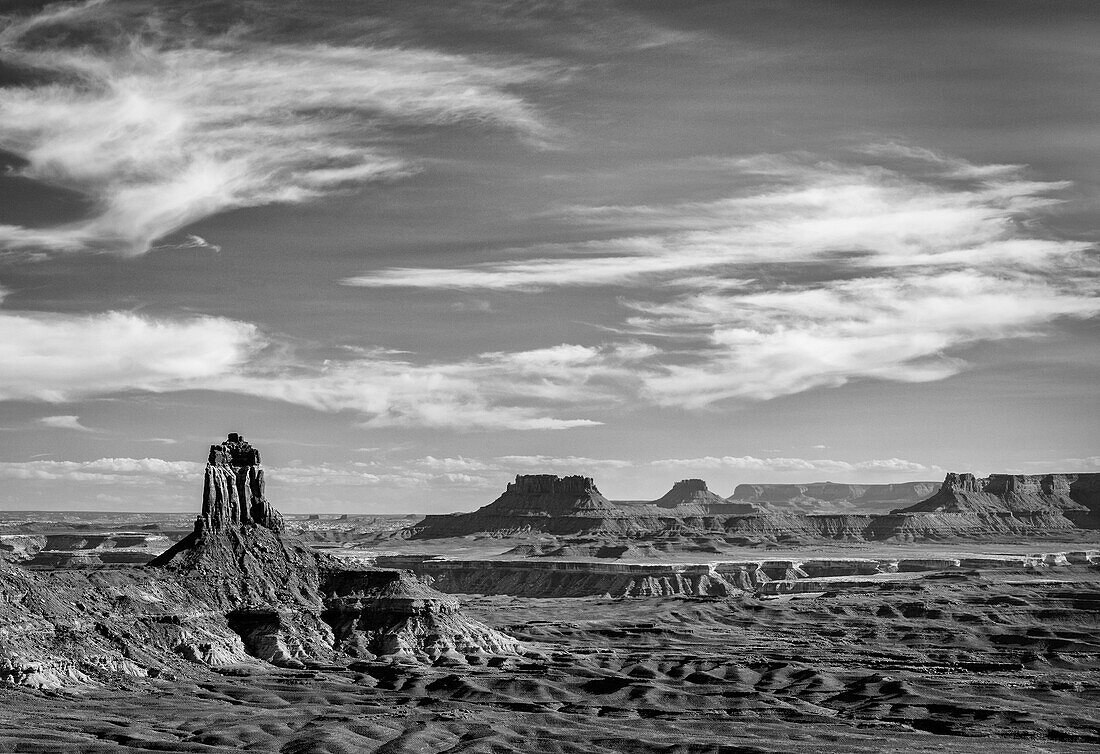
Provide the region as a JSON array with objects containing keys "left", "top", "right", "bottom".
[{"left": 198, "top": 433, "right": 283, "bottom": 533}]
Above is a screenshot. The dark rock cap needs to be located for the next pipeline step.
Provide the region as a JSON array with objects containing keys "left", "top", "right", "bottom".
[{"left": 209, "top": 432, "right": 261, "bottom": 466}]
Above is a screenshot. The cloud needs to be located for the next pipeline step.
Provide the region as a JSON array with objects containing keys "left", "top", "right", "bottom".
[
  {"left": 152, "top": 235, "right": 221, "bottom": 253},
  {"left": 0, "top": 310, "right": 261, "bottom": 401},
  {"left": 0, "top": 0, "right": 551, "bottom": 255},
  {"left": 345, "top": 151, "right": 1089, "bottom": 291},
  {"left": 217, "top": 345, "right": 621, "bottom": 430},
  {"left": 0, "top": 304, "right": 614, "bottom": 430},
  {"left": 1023, "top": 457, "right": 1100, "bottom": 471},
  {"left": 0, "top": 457, "right": 201, "bottom": 483},
  {"left": 36, "top": 415, "right": 93, "bottom": 432},
  {"left": 652, "top": 455, "right": 940, "bottom": 475},
  {"left": 629, "top": 269, "right": 1099, "bottom": 407},
  {"left": 346, "top": 148, "right": 1098, "bottom": 410},
  {"left": 496, "top": 455, "right": 635, "bottom": 470},
  {"left": 415, "top": 456, "right": 496, "bottom": 472}
]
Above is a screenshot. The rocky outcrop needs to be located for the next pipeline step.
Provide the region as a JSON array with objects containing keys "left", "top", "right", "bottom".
[
  {"left": 408, "top": 471, "right": 1099, "bottom": 545},
  {"left": 406, "top": 559, "right": 755, "bottom": 598},
  {"left": 729, "top": 481, "right": 939, "bottom": 513},
  {"left": 322, "top": 567, "right": 520, "bottom": 661},
  {"left": 198, "top": 434, "right": 282, "bottom": 533},
  {"left": 897, "top": 473, "right": 1099, "bottom": 517},
  {"left": 391, "top": 551, "right": 1100, "bottom": 599},
  {"left": 410, "top": 475, "right": 643, "bottom": 538},
  {"left": 649, "top": 479, "right": 756, "bottom": 514},
  {"left": 2, "top": 533, "right": 171, "bottom": 567},
  {"left": 653, "top": 479, "right": 726, "bottom": 508},
  {"left": 0, "top": 434, "right": 521, "bottom": 687}
]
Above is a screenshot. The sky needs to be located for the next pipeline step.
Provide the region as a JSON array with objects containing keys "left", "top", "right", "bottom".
[{"left": 0, "top": 0, "right": 1097, "bottom": 513}]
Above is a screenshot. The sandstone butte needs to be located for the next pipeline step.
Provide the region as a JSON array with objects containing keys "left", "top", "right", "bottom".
[
  {"left": 0, "top": 434, "right": 520, "bottom": 689},
  {"left": 408, "top": 472, "right": 1100, "bottom": 542}
]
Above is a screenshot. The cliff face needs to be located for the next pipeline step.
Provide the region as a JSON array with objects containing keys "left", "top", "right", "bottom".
[
  {"left": 490, "top": 475, "right": 625, "bottom": 517},
  {"left": 198, "top": 434, "right": 282, "bottom": 533},
  {"left": 411, "top": 474, "right": 639, "bottom": 538},
  {"left": 409, "top": 471, "right": 1099, "bottom": 545},
  {"left": 650, "top": 479, "right": 755, "bottom": 514},
  {"left": 729, "top": 481, "right": 939, "bottom": 514},
  {"left": 896, "top": 473, "right": 1099, "bottom": 518}
]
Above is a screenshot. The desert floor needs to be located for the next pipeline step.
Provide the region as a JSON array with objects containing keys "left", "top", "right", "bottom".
[{"left": 2, "top": 547, "right": 1099, "bottom": 753}]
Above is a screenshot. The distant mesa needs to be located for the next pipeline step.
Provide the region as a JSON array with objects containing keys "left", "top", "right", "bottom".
[
  {"left": 728, "top": 481, "right": 939, "bottom": 514},
  {"left": 653, "top": 479, "right": 726, "bottom": 508},
  {"left": 650, "top": 479, "right": 756, "bottom": 514},
  {"left": 896, "top": 472, "right": 1100, "bottom": 524},
  {"left": 409, "top": 474, "right": 639, "bottom": 539},
  {"left": 407, "top": 470, "right": 1100, "bottom": 544}
]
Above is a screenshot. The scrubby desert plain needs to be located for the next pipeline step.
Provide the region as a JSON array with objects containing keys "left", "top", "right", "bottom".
[{"left": 2, "top": 454, "right": 1100, "bottom": 753}]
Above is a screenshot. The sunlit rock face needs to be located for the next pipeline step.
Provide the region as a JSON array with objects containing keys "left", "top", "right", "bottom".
[
  {"left": 410, "top": 474, "right": 648, "bottom": 538},
  {"left": 198, "top": 433, "right": 283, "bottom": 534},
  {"left": 0, "top": 435, "right": 523, "bottom": 687},
  {"left": 728, "top": 481, "right": 939, "bottom": 513},
  {"left": 897, "top": 473, "right": 1100, "bottom": 517},
  {"left": 652, "top": 479, "right": 728, "bottom": 509}
]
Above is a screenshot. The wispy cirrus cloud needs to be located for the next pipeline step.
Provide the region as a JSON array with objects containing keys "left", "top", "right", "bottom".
[
  {"left": 217, "top": 343, "right": 635, "bottom": 430},
  {"left": 629, "top": 269, "right": 1098, "bottom": 407},
  {"left": 652, "top": 455, "right": 940, "bottom": 475},
  {"left": 345, "top": 148, "right": 1099, "bottom": 409},
  {"left": 0, "top": 0, "right": 551, "bottom": 256},
  {"left": 1, "top": 131, "right": 1095, "bottom": 423},
  {"left": 344, "top": 151, "right": 1089, "bottom": 290}
]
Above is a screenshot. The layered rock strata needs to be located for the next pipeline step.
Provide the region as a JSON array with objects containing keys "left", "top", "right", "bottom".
[
  {"left": 409, "top": 472, "right": 1100, "bottom": 544},
  {"left": 897, "top": 473, "right": 1099, "bottom": 518},
  {"left": 198, "top": 433, "right": 282, "bottom": 533},
  {"left": 647, "top": 479, "right": 756, "bottom": 514},
  {"left": 389, "top": 550, "right": 1100, "bottom": 599},
  {"left": 0, "top": 434, "right": 520, "bottom": 687},
  {"left": 729, "top": 481, "right": 939, "bottom": 513},
  {"left": 411, "top": 475, "right": 642, "bottom": 537}
]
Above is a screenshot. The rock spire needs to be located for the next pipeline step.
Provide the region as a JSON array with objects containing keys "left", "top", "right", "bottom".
[{"left": 198, "top": 433, "right": 283, "bottom": 534}]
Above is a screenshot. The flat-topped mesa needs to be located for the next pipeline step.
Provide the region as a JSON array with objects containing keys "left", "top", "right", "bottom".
[
  {"left": 653, "top": 479, "right": 727, "bottom": 508},
  {"left": 506, "top": 474, "right": 595, "bottom": 496},
  {"left": 896, "top": 472, "right": 1099, "bottom": 517},
  {"left": 198, "top": 433, "right": 283, "bottom": 534},
  {"left": 494, "top": 474, "right": 623, "bottom": 517},
  {"left": 408, "top": 474, "right": 634, "bottom": 538},
  {"left": 728, "top": 481, "right": 939, "bottom": 514}
]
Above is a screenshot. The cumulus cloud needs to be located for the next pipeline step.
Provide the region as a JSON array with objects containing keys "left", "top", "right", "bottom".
[
  {"left": 0, "top": 307, "right": 611, "bottom": 429},
  {"left": 0, "top": 310, "right": 261, "bottom": 401},
  {"left": 0, "top": 298, "right": 626, "bottom": 429},
  {"left": 0, "top": 457, "right": 201, "bottom": 483},
  {"left": 0, "top": 0, "right": 550, "bottom": 255},
  {"left": 36, "top": 415, "right": 93, "bottom": 432}
]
